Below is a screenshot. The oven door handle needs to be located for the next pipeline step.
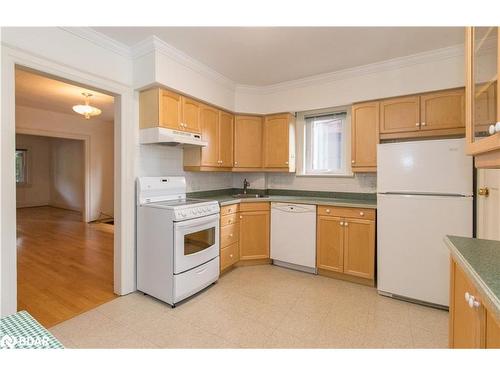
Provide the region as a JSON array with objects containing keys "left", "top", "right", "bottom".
[{"left": 174, "top": 213, "right": 219, "bottom": 229}]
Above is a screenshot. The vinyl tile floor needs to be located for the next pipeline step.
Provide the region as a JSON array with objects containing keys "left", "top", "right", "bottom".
[{"left": 50, "top": 265, "right": 449, "bottom": 348}]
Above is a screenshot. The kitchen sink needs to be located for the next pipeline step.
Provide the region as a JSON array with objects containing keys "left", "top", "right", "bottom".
[{"left": 232, "top": 193, "right": 268, "bottom": 199}]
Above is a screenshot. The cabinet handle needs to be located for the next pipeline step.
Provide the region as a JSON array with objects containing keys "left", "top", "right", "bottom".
[
  {"left": 228, "top": 219, "right": 232, "bottom": 224},
  {"left": 351, "top": 160, "right": 355, "bottom": 164},
  {"left": 340, "top": 222, "right": 344, "bottom": 226},
  {"left": 229, "top": 234, "right": 233, "bottom": 237},
  {"left": 229, "top": 254, "right": 233, "bottom": 258},
  {"left": 326, "top": 209, "right": 331, "bottom": 213},
  {"left": 464, "top": 292, "right": 470, "bottom": 302},
  {"left": 421, "top": 122, "right": 426, "bottom": 126},
  {"left": 415, "top": 123, "right": 419, "bottom": 127},
  {"left": 228, "top": 209, "right": 232, "bottom": 213},
  {"left": 468, "top": 295, "right": 481, "bottom": 309},
  {"left": 344, "top": 222, "right": 349, "bottom": 227},
  {"left": 359, "top": 211, "right": 364, "bottom": 216},
  {"left": 285, "top": 161, "right": 289, "bottom": 165},
  {"left": 234, "top": 161, "right": 238, "bottom": 165}
]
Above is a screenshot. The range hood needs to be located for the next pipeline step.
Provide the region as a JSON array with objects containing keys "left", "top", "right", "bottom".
[{"left": 139, "top": 127, "right": 208, "bottom": 147}]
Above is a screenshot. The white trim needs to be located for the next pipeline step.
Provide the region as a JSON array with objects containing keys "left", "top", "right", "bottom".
[
  {"left": 15, "top": 127, "right": 92, "bottom": 223},
  {"left": 235, "top": 43, "right": 466, "bottom": 94},
  {"left": 1, "top": 45, "right": 136, "bottom": 317},
  {"left": 131, "top": 35, "right": 236, "bottom": 90},
  {"left": 59, "top": 27, "right": 132, "bottom": 58}
]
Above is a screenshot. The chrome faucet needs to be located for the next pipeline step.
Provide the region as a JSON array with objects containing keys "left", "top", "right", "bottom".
[{"left": 243, "top": 178, "right": 250, "bottom": 195}]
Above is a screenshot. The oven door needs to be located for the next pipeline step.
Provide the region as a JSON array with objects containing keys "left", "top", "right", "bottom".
[{"left": 173, "top": 213, "right": 220, "bottom": 274}]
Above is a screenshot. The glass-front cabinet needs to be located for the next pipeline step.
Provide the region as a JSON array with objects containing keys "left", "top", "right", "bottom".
[{"left": 465, "top": 27, "right": 500, "bottom": 168}]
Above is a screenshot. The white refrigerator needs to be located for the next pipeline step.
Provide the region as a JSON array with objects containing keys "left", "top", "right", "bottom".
[{"left": 377, "top": 138, "right": 473, "bottom": 307}]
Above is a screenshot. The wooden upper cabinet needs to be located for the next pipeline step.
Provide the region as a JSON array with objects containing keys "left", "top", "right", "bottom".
[
  {"left": 420, "top": 89, "right": 465, "bottom": 131},
  {"left": 219, "top": 111, "right": 234, "bottom": 167},
  {"left": 181, "top": 96, "right": 201, "bottom": 133},
  {"left": 200, "top": 105, "right": 219, "bottom": 167},
  {"left": 234, "top": 115, "right": 263, "bottom": 168},
  {"left": 465, "top": 27, "right": 500, "bottom": 168},
  {"left": 239, "top": 208, "right": 269, "bottom": 260},
  {"left": 351, "top": 101, "right": 379, "bottom": 172},
  {"left": 343, "top": 218, "right": 375, "bottom": 279},
  {"left": 140, "top": 88, "right": 182, "bottom": 130},
  {"left": 379, "top": 95, "right": 420, "bottom": 134},
  {"left": 450, "top": 260, "right": 484, "bottom": 348},
  {"left": 316, "top": 215, "right": 344, "bottom": 273},
  {"left": 160, "top": 89, "right": 183, "bottom": 130},
  {"left": 263, "top": 113, "right": 294, "bottom": 169}
]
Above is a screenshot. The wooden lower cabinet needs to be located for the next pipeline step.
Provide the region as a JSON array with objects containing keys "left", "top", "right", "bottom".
[
  {"left": 449, "top": 259, "right": 500, "bottom": 348},
  {"left": 316, "top": 206, "right": 376, "bottom": 284},
  {"left": 343, "top": 218, "right": 375, "bottom": 279},
  {"left": 316, "top": 216, "right": 344, "bottom": 272},
  {"left": 486, "top": 308, "right": 500, "bottom": 348},
  {"left": 220, "top": 242, "right": 239, "bottom": 271},
  {"left": 239, "top": 206, "right": 270, "bottom": 260}
]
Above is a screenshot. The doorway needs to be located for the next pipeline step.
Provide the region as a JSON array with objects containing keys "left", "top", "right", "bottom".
[{"left": 15, "top": 67, "right": 116, "bottom": 327}]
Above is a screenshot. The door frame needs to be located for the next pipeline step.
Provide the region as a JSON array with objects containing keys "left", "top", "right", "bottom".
[
  {"left": 15, "top": 128, "right": 91, "bottom": 223},
  {"left": 1, "top": 45, "right": 137, "bottom": 317}
]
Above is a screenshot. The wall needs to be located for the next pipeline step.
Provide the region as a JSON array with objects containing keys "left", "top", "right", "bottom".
[
  {"left": 234, "top": 46, "right": 465, "bottom": 114},
  {"left": 15, "top": 134, "right": 51, "bottom": 207},
  {"left": 49, "top": 138, "right": 84, "bottom": 212},
  {"left": 137, "top": 144, "right": 232, "bottom": 191},
  {"left": 15, "top": 105, "right": 114, "bottom": 220}
]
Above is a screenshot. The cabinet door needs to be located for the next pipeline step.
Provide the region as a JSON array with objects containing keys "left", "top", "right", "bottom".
[
  {"left": 343, "top": 218, "right": 375, "bottom": 279},
  {"left": 200, "top": 105, "right": 219, "bottom": 167},
  {"left": 159, "top": 89, "right": 182, "bottom": 130},
  {"left": 420, "top": 89, "right": 465, "bottom": 131},
  {"left": 234, "top": 116, "right": 263, "bottom": 168},
  {"left": 263, "top": 114, "right": 290, "bottom": 168},
  {"left": 219, "top": 111, "right": 234, "bottom": 167},
  {"left": 475, "top": 83, "right": 497, "bottom": 132},
  {"left": 239, "top": 211, "right": 269, "bottom": 260},
  {"left": 351, "top": 101, "right": 379, "bottom": 171},
  {"left": 486, "top": 308, "right": 500, "bottom": 348},
  {"left": 316, "top": 216, "right": 344, "bottom": 273},
  {"left": 380, "top": 95, "right": 420, "bottom": 134},
  {"left": 450, "top": 261, "right": 484, "bottom": 348},
  {"left": 182, "top": 96, "right": 201, "bottom": 133}
]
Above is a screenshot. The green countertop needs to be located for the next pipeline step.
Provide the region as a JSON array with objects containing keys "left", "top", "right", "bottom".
[
  {"left": 209, "top": 195, "right": 377, "bottom": 209},
  {"left": 445, "top": 235, "right": 500, "bottom": 322}
]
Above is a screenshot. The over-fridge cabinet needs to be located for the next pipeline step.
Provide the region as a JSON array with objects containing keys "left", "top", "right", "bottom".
[{"left": 465, "top": 27, "right": 500, "bottom": 168}]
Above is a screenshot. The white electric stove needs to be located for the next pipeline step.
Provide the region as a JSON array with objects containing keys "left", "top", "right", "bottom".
[{"left": 136, "top": 176, "right": 220, "bottom": 307}]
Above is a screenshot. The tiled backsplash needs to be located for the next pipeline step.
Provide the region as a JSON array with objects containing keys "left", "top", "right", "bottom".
[
  {"left": 137, "top": 145, "right": 377, "bottom": 194},
  {"left": 137, "top": 145, "right": 232, "bottom": 192}
]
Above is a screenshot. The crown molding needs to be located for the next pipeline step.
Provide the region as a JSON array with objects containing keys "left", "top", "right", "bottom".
[
  {"left": 131, "top": 35, "right": 236, "bottom": 90},
  {"left": 59, "top": 27, "right": 132, "bottom": 58},
  {"left": 236, "top": 43, "right": 466, "bottom": 95},
  {"left": 60, "top": 27, "right": 475, "bottom": 97}
]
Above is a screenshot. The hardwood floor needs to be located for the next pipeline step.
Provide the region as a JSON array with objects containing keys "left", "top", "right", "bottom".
[{"left": 17, "top": 206, "right": 116, "bottom": 328}]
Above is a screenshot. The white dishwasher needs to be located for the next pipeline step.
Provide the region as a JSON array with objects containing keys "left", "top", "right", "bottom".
[{"left": 270, "top": 202, "right": 317, "bottom": 274}]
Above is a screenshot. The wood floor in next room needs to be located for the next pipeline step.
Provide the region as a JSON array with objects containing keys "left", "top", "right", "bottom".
[
  {"left": 17, "top": 206, "right": 116, "bottom": 328},
  {"left": 50, "top": 265, "right": 449, "bottom": 348}
]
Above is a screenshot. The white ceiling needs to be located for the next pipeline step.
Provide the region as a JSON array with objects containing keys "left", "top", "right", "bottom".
[
  {"left": 15, "top": 68, "right": 115, "bottom": 121},
  {"left": 93, "top": 27, "right": 464, "bottom": 86}
]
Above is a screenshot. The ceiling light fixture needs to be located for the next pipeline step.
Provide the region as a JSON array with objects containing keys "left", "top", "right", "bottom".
[{"left": 72, "top": 93, "right": 102, "bottom": 119}]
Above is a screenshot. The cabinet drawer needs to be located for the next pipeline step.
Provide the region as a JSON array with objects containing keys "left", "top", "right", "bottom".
[
  {"left": 220, "top": 242, "right": 239, "bottom": 271},
  {"left": 220, "top": 213, "right": 239, "bottom": 227},
  {"left": 318, "top": 206, "right": 375, "bottom": 220},
  {"left": 220, "top": 223, "right": 239, "bottom": 248},
  {"left": 239, "top": 202, "right": 270, "bottom": 212},
  {"left": 221, "top": 204, "right": 238, "bottom": 216}
]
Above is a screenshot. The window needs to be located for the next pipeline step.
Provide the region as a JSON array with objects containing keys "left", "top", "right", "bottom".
[
  {"left": 304, "top": 112, "right": 348, "bottom": 175},
  {"left": 16, "top": 149, "right": 28, "bottom": 184}
]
